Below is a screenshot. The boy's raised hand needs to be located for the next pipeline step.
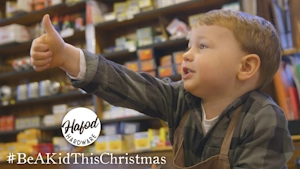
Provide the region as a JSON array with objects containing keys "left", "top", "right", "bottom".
[{"left": 30, "top": 14, "right": 66, "bottom": 72}]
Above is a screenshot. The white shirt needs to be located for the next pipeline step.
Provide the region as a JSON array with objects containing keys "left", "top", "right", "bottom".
[
  {"left": 67, "top": 49, "right": 86, "bottom": 80},
  {"left": 201, "top": 104, "right": 219, "bottom": 135},
  {"left": 68, "top": 50, "right": 219, "bottom": 135}
]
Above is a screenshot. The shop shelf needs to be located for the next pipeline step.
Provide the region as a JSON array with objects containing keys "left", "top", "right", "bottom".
[
  {"left": 0, "top": 29, "right": 85, "bottom": 57},
  {"left": 0, "top": 124, "right": 61, "bottom": 136},
  {"left": 102, "top": 38, "right": 188, "bottom": 61},
  {"left": 101, "top": 115, "right": 154, "bottom": 124},
  {"left": 0, "top": 90, "right": 88, "bottom": 108},
  {"left": 0, "top": 68, "right": 62, "bottom": 80},
  {"left": 0, "top": 1, "right": 86, "bottom": 27},
  {"left": 95, "top": 0, "right": 235, "bottom": 31},
  {"left": 282, "top": 48, "right": 300, "bottom": 56}
]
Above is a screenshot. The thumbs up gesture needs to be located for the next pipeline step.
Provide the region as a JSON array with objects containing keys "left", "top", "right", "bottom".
[
  {"left": 30, "top": 14, "right": 80, "bottom": 76},
  {"left": 30, "top": 14, "right": 66, "bottom": 71}
]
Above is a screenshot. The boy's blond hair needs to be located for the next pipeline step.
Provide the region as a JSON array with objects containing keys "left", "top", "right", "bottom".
[{"left": 196, "top": 10, "right": 281, "bottom": 88}]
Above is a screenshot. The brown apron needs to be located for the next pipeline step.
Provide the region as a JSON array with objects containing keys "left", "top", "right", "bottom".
[{"left": 172, "top": 106, "right": 242, "bottom": 169}]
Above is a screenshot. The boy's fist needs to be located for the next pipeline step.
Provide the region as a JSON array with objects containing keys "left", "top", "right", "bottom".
[{"left": 30, "top": 14, "right": 66, "bottom": 72}]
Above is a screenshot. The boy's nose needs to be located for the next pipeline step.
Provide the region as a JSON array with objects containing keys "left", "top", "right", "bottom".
[{"left": 183, "top": 50, "right": 194, "bottom": 62}]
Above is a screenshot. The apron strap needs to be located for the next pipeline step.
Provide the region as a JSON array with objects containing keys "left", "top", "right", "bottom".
[
  {"left": 219, "top": 105, "right": 243, "bottom": 156},
  {"left": 179, "top": 112, "right": 189, "bottom": 129}
]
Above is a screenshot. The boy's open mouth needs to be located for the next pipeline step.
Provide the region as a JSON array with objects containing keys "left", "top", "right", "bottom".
[{"left": 183, "top": 67, "right": 195, "bottom": 75}]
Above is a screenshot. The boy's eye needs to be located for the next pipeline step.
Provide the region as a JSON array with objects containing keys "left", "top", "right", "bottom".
[{"left": 199, "top": 44, "right": 207, "bottom": 49}]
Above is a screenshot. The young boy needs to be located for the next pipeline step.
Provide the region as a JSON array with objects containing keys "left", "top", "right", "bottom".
[{"left": 30, "top": 10, "right": 294, "bottom": 168}]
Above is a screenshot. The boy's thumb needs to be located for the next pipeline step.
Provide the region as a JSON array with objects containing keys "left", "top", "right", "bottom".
[{"left": 42, "top": 14, "right": 57, "bottom": 36}]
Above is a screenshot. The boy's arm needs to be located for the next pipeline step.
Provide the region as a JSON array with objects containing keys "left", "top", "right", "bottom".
[
  {"left": 70, "top": 49, "right": 182, "bottom": 120},
  {"left": 232, "top": 105, "right": 294, "bottom": 169},
  {"left": 30, "top": 14, "right": 182, "bottom": 121}
]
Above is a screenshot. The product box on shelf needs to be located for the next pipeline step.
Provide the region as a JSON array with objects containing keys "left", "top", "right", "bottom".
[
  {"left": 175, "top": 0, "right": 190, "bottom": 3},
  {"left": 28, "top": 82, "right": 39, "bottom": 99},
  {"left": 86, "top": 0, "right": 108, "bottom": 24},
  {"left": 43, "top": 113, "right": 65, "bottom": 126},
  {"left": 140, "top": 59, "right": 156, "bottom": 72},
  {"left": 16, "top": 84, "right": 28, "bottom": 101},
  {"left": 103, "top": 12, "right": 116, "bottom": 22},
  {"left": 157, "top": 0, "right": 174, "bottom": 8},
  {"left": 32, "top": 143, "right": 54, "bottom": 157},
  {"left": 148, "top": 129, "right": 160, "bottom": 148},
  {"left": 188, "top": 13, "right": 203, "bottom": 27},
  {"left": 158, "top": 65, "right": 174, "bottom": 78},
  {"left": 107, "top": 134, "right": 126, "bottom": 152},
  {"left": 167, "top": 18, "right": 189, "bottom": 39},
  {"left": 52, "top": 104, "right": 68, "bottom": 114},
  {"left": 137, "top": 48, "right": 154, "bottom": 60},
  {"left": 115, "top": 37, "right": 128, "bottom": 49},
  {"left": 0, "top": 144, "right": 7, "bottom": 162},
  {"left": 173, "top": 51, "right": 185, "bottom": 64},
  {"left": 134, "top": 131, "right": 151, "bottom": 150},
  {"left": 0, "top": 24, "right": 30, "bottom": 46},
  {"left": 120, "top": 122, "right": 141, "bottom": 134},
  {"left": 137, "top": 27, "right": 154, "bottom": 46},
  {"left": 114, "top": 2, "right": 128, "bottom": 14},
  {"left": 95, "top": 136, "right": 108, "bottom": 153},
  {"left": 0, "top": 117, "right": 5, "bottom": 131},
  {"left": 160, "top": 55, "right": 173, "bottom": 66},
  {"left": 124, "top": 61, "right": 140, "bottom": 72},
  {"left": 17, "top": 129, "right": 41, "bottom": 147},
  {"left": 15, "top": 116, "right": 41, "bottom": 130},
  {"left": 5, "top": 115, "right": 15, "bottom": 131},
  {"left": 139, "top": 0, "right": 154, "bottom": 12},
  {"left": 103, "top": 123, "right": 121, "bottom": 135},
  {"left": 124, "top": 108, "right": 144, "bottom": 117},
  {"left": 127, "top": 0, "right": 140, "bottom": 19},
  {"left": 52, "top": 137, "right": 73, "bottom": 153},
  {"left": 175, "top": 64, "right": 182, "bottom": 75},
  {"left": 0, "top": 115, "right": 15, "bottom": 131},
  {"left": 6, "top": 142, "right": 34, "bottom": 155}
]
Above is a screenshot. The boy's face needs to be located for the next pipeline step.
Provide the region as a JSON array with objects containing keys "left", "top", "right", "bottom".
[{"left": 182, "top": 25, "right": 246, "bottom": 98}]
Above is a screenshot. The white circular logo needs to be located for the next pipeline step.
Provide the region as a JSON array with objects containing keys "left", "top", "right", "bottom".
[{"left": 61, "top": 107, "right": 101, "bottom": 147}]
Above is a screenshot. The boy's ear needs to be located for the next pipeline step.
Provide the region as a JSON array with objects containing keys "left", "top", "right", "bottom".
[{"left": 237, "top": 54, "right": 260, "bottom": 81}]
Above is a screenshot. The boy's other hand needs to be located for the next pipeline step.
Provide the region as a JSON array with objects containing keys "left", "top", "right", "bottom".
[{"left": 30, "top": 14, "right": 66, "bottom": 72}]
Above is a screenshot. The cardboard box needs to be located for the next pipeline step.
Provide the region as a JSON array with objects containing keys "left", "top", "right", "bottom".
[
  {"left": 137, "top": 48, "right": 154, "bottom": 60},
  {"left": 173, "top": 51, "right": 185, "bottom": 64},
  {"left": 134, "top": 131, "right": 150, "bottom": 150},
  {"left": 157, "top": 0, "right": 174, "bottom": 8},
  {"left": 0, "top": 24, "right": 30, "bottom": 45},
  {"left": 158, "top": 65, "right": 174, "bottom": 78},
  {"left": 137, "top": 27, "right": 153, "bottom": 46},
  {"left": 95, "top": 136, "right": 108, "bottom": 152},
  {"left": 107, "top": 135, "right": 125, "bottom": 152},
  {"left": 0, "top": 117, "right": 5, "bottom": 131},
  {"left": 160, "top": 55, "right": 172, "bottom": 66},
  {"left": 140, "top": 59, "right": 156, "bottom": 72},
  {"left": 125, "top": 61, "right": 139, "bottom": 72},
  {"left": 176, "top": 64, "right": 182, "bottom": 75},
  {"left": 5, "top": 115, "right": 14, "bottom": 131},
  {"left": 103, "top": 123, "right": 120, "bottom": 135}
]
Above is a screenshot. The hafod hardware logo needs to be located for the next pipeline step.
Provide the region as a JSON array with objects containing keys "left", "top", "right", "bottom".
[{"left": 61, "top": 107, "right": 101, "bottom": 146}]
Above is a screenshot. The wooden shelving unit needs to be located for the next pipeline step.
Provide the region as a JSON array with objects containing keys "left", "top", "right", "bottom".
[
  {"left": 0, "top": 1, "right": 86, "bottom": 27},
  {"left": 0, "top": 90, "right": 88, "bottom": 108}
]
